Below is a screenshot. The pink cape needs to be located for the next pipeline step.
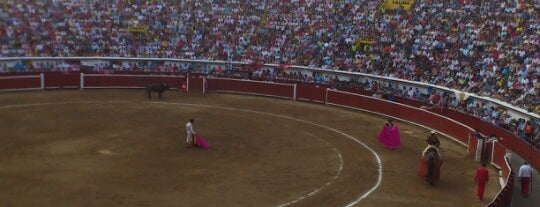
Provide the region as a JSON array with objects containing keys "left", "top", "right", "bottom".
[
  {"left": 194, "top": 135, "right": 210, "bottom": 149},
  {"left": 377, "top": 124, "right": 401, "bottom": 149}
]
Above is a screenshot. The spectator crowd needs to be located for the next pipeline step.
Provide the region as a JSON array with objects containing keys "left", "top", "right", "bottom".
[{"left": 0, "top": 0, "right": 539, "bottom": 144}]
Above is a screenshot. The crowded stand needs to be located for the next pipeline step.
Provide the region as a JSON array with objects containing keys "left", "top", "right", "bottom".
[{"left": 0, "top": 1, "right": 539, "bottom": 146}]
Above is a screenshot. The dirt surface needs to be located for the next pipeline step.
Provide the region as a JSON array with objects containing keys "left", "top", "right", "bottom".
[{"left": 0, "top": 90, "right": 500, "bottom": 207}]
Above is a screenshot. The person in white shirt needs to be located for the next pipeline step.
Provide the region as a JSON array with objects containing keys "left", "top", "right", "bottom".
[
  {"left": 185, "top": 118, "right": 196, "bottom": 148},
  {"left": 518, "top": 162, "right": 534, "bottom": 198}
]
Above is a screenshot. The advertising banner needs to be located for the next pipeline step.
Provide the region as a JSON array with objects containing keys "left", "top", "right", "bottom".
[{"left": 382, "top": 0, "right": 415, "bottom": 10}]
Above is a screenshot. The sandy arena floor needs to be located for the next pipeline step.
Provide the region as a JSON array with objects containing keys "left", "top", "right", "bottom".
[{"left": 0, "top": 90, "right": 499, "bottom": 207}]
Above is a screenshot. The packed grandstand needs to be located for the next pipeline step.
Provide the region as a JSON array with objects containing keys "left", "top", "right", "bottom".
[{"left": 0, "top": 0, "right": 539, "bottom": 147}]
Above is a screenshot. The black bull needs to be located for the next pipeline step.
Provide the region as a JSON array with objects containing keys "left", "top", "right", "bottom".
[{"left": 146, "top": 83, "right": 170, "bottom": 99}]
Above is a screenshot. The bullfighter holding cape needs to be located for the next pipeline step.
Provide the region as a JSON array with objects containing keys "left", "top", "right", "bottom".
[
  {"left": 377, "top": 119, "right": 402, "bottom": 149},
  {"left": 185, "top": 118, "right": 210, "bottom": 149}
]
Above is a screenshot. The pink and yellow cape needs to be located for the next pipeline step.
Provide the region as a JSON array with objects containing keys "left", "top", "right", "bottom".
[
  {"left": 377, "top": 124, "right": 401, "bottom": 149},
  {"left": 194, "top": 134, "right": 210, "bottom": 149}
]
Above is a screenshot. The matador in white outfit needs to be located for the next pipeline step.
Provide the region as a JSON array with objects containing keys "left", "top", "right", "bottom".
[{"left": 185, "top": 118, "right": 195, "bottom": 147}]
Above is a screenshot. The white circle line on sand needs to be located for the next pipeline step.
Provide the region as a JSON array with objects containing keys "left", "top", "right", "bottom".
[
  {"left": 273, "top": 131, "right": 345, "bottom": 207},
  {"left": 0, "top": 100, "right": 383, "bottom": 207},
  {"left": 150, "top": 101, "right": 383, "bottom": 207}
]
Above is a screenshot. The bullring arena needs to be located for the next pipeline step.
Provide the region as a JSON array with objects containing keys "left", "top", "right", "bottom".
[
  {"left": 0, "top": 88, "right": 499, "bottom": 207},
  {"left": 1, "top": 0, "right": 538, "bottom": 206}
]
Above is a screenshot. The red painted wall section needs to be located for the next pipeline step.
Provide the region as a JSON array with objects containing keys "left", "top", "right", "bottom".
[
  {"left": 484, "top": 142, "right": 493, "bottom": 163},
  {"left": 296, "top": 84, "right": 326, "bottom": 102},
  {"left": 469, "top": 134, "right": 479, "bottom": 158},
  {"left": 433, "top": 108, "right": 537, "bottom": 170},
  {"left": 45, "top": 73, "right": 79, "bottom": 89},
  {"left": 326, "top": 90, "right": 474, "bottom": 144},
  {"left": 84, "top": 75, "right": 184, "bottom": 89},
  {"left": 206, "top": 78, "right": 294, "bottom": 98},
  {"left": 492, "top": 142, "right": 509, "bottom": 181},
  {"left": 188, "top": 77, "right": 203, "bottom": 90},
  {"left": 336, "top": 87, "right": 372, "bottom": 97},
  {"left": 394, "top": 97, "right": 424, "bottom": 108},
  {"left": 0, "top": 76, "right": 41, "bottom": 90}
]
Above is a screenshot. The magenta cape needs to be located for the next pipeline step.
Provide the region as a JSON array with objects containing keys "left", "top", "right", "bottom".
[
  {"left": 377, "top": 124, "right": 401, "bottom": 148},
  {"left": 194, "top": 135, "right": 210, "bottom": 149}
]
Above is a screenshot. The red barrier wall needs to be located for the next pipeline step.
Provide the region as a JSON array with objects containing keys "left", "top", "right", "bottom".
[
  {"left": 44, "top": 73, "right": 79, "bottom": 89},
  {"left": 206, "top": 78, "right": 294, "bottom": 99},
  {"left": 84, "top": 74, "right": 185, "bottom": 89},
  {"left": 296, "top": 84, "right": 326, "bottom": 102},
  {"left": 492, "top": 142, "right": 509, "bottom": 181},
  {"left": 0, "top": 75, "right": 41, "bottom": 90},
  {"left": 485, "top": 142, "right": 493, "bottom": 163},
  {"left": 188, "top": 77, "right": 203, "bottom": 90},
  {"left": 326, "top": 90, "right": 474, "bottom": 144},
  {"left": 336, "top": 87, "right": 372, "bottom": 97},
  {"left": 433, "top": 108, "right": 539, "bottom": 170},
  {"left": 469, "top": 134, "right": 479, "bottom": 158}
]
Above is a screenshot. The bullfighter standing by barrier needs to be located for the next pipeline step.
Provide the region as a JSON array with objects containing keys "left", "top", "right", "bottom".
[
  {"left": 518, "top": 162, "right": 534, "bottom": 198},
  {"left": 474, "top": 163, "right": 489, "bottom": 201},
  {"left": 181, "top": 81, "right": 188, "bottom": 93},
  {"left": 377, "top": 119, "right": 401, "bottom": 149}
]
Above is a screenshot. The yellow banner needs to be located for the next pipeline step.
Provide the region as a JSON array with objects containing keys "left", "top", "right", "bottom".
[
  {"left": 382, "top": 0, "right": 415, "bottom": 10},
  {"left": 128, "top": 26, "right": 147, "bottom": 33},
  {"left": 355, "top": 37, "right": 376, "bottom": 45}
]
